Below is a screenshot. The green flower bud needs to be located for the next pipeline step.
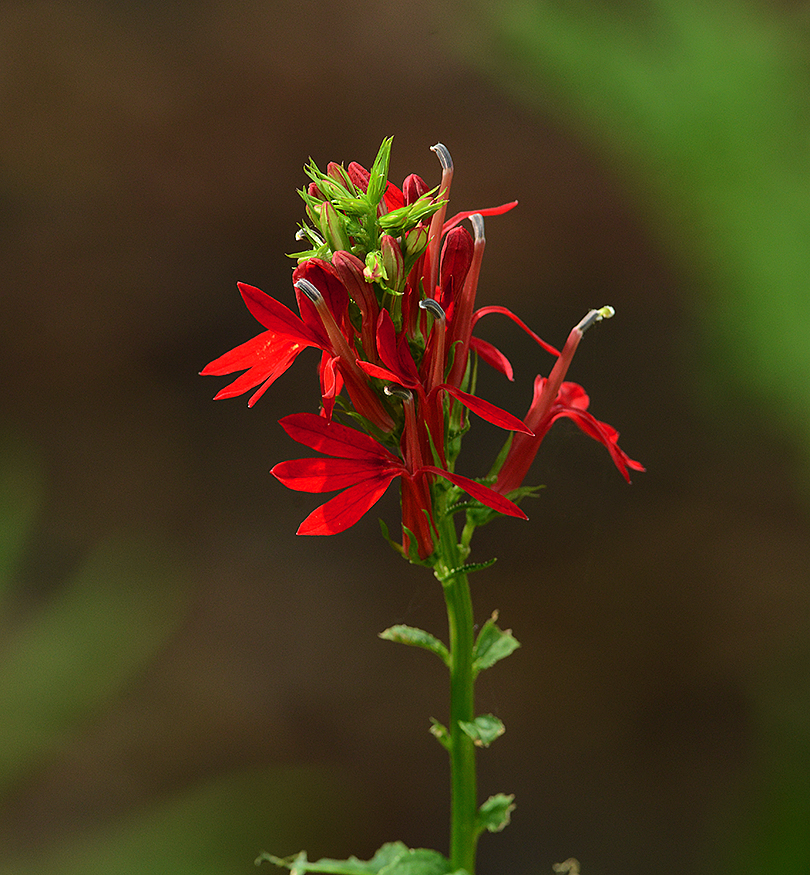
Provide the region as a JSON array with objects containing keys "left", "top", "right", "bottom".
[
  {"left": 380, "top": 235, "right": 405, "bottom": 292},
  {"left": 403, "top": 224, "right": 430, "bottom": 259},
  {"left": 364, "top": 250, "right": 386, "bottom": 283},
  {"left": 320, "top": 201, "right": 352, "bottom": 253}
]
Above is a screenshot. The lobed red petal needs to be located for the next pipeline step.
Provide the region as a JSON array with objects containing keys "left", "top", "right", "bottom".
[
  {"left": 469, "top": 336, "right": 514, "bottom": 381},
  {"left": 272, "top": 457, "right": 390, "bottom": 492},
  {"left": 237, "top": 283, "right": 319, "bottom": 343},
  {"left": 420, "top": 466, "right": 528, "bottom": 520},
  {"left": 441, "top": 385, "right": 533, "bottom": 434},
  {"left": 295, "top": 474, "right": 399, "bottom": 536},
  {"left": 278, "top": 412, "right": 400, "bottom": 461}
]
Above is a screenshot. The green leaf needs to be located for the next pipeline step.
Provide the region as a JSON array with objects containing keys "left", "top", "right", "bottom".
[
  {"left": 458, "top": 714, "right": 505, "bottom": 748},
  {"left": 475, "top": 794, "right": 515, "bottom": 835},
  {"left": 379, "top": 625, "right": 449, "bottom": 666},
  {"left": 429, "top": 717, "right": 450, "bottom": 750},
  {"left": 258, "top": 843, "right": 454, "bottom": 875},
  {"left": 258, "top": 842, "right": 407, "bottom": 874},
  {"left": 472, "top": 611, "right": 520, "bottom": 676}
]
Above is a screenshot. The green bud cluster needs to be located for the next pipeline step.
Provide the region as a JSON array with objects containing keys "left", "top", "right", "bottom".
[{"left": 290, "top": 138, "right": 445, "bottom": 295}]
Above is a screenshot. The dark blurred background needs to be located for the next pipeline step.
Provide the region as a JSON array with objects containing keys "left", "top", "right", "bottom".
[{"left": 2, "top": 1, "right": 809, "bottom": 873}]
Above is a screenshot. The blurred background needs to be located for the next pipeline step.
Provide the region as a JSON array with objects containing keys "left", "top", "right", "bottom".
[{"left": 2, "top": 1, "right": 809, "bottom": 873}]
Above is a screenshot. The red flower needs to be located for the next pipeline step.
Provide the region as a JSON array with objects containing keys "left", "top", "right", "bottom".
[
  {"left": 271, "top": 413, "right": 526, "bottom": 557},
  {"left": 494, "top": 310, "right": 645, "bottom": 495},
  {"left": 201, "top": 261, "right": 393, "bottom": 431}
]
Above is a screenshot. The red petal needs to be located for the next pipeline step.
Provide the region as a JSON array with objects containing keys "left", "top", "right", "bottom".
[
  {"left": 272, "top": 457, "right": 389, "bottom": 492},
  {"left": 201, "top": 334, "right": 303, "bottom": 403},
  {"left": 441, "top": 385, "right": 533, "bottom": 434},
  {"left": 238, "top": 283, "right": 319, "bottom": 343},
  {"left": 295, "top": 474, "right": 399, "bottom": 535},
  {"left": 473, "top": 306, "right": 560, "bottom": 357},
  {"left": 279, "top": 412, "right": 400, "bottom": 461},
  {"left": 468, "top": 336, "right": 514, "bottom": 381},
  {"left": 421, "top": 466, "right": 528, "bottom": 520}
]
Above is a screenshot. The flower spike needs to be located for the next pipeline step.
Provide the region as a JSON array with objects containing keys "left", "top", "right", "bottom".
[{"left": 203, "top": 138, "right": 641, "bottom": 552}]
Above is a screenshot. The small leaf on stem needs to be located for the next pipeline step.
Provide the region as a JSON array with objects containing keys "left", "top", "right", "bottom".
[
  {"left": 458, "top": 713, "right": 505, "bottom": 748},
  {"left": 472, "top": 612, "right": 521, "bottom": 676},
  {"left": 475, "top": 794, "right": 516, "bottom": 836},
  {"left": 379, "top": 625, "right": 450, "bottom": 666}
]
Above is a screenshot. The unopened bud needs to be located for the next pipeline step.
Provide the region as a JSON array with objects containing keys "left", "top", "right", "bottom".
[
  {"left": 326, "top": 161, "right": 355, "bottom": 193},
  {"left": 403, "top": 225, "right": 430, "bottom": 259},
  {"left": 320, "top": 201, "right": 352, "bottom": 253},
  {"left": 363, "top": 250, "right": 386, "bottom": 283},
  {"left": 402, "top": 173, "right": 430, "bottom": 205},
  {"left": 380, "top": 235, "right": 405, "bottom": 291}
]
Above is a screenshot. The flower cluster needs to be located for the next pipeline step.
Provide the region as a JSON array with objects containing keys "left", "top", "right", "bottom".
[{"left": 202, "top": 139, "right": 643, "bottom": 561}]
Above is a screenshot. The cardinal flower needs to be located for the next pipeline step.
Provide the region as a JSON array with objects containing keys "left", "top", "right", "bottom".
[
  {"left": 271, "top": 412, "right": 526, "bottom": 557},
  {"left": 494, "top": 307, "right": 645, "bottom": 495}
]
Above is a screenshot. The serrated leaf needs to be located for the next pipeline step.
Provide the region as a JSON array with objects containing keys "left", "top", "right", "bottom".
[
  {"left": 472, "top": 612, "right": 520, "bottom": 676},
  {"left": 379, "top": 625, "right": 450, "bottom": 666},
  {"left": 258, "top": 841, "right": 410, "bottom": 874},
  {"left": 429, "top": 717, "right": 450, "bottom": 750},
  {"left": 458, "top": 714, "right": 505, "bottom": 748},
  {"left": 258, "top": 844, "right": 455, "bottom": 875},
  {"left": 475, "top": 793, "right": 515, "bottom": 835},
  {"left": 378, "top": 847, "right": 452, "bottom": 875}
]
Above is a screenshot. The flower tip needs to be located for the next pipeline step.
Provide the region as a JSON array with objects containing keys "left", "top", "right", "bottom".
[
  {"left": 418, "top": 298, "right": 446, "bottom": 320},
  {"left": 294, "top": 278, "right": 323, "bottom": 304},
  {"left": 430, "top": 142, "right": 453, "bottom": 172},
  {"left": 576, "top": 305, "right": 615, "bottom": 333}
]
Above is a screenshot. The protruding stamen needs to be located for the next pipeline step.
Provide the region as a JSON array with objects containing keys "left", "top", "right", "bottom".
[
  {"left": 419, "top": 298, "right": 446, "bottom": 321},
  {"left": 469, "top": 212, "right": 485, "bottom": 243},
  {"left": 384, "top": 384, "right": 413, "bottom": 401},
  {"left": 430, "top": 142, "right": 453, "bottom": 173},
  {"left": 294, "top": 278, "right": 323, "bottom": 304},
  {"left": 576, "top": 305, "right": 615, "bottom": 333}
]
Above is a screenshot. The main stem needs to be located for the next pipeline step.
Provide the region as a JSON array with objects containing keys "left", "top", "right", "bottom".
[{"left": 437, "top": 515, "right": 478, "bottom": 874}]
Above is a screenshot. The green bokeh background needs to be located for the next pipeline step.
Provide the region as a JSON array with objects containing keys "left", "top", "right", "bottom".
[{"left": 1, "top": 1, "right": 808, "bottom": 873}]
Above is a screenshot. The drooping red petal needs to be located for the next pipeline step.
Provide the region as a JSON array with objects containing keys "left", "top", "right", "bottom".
[
  {"left": 272, "top": 456, "right": 390, "bottom": 492},
  {"left": 278, "top": 412, "right": 399, "bottom": 461},
  {"left": 473, "top": 306, "right": 560, "bottom": 357},
  {"left": 469, "top": 335, "right": 514, "bottom": 381},
  {"left": 420, "top": 466, "right": 528, "bottom": 520},
  {"left": 549, "top": 406, "right": 645, "bottom": 482},
  {"left": 295, "top": 473, "right": 399, "bottom": 535},
  {"left": 237, "top": 283, "right": 320, "bottom": 343},
  {"left": 441, "top": 385, "right": 533, "bottom": 434}
]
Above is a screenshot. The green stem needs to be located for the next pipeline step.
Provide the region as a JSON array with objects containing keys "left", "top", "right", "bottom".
[{"left": 437, "top": 514, "right": 478, "bottom": 874}]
